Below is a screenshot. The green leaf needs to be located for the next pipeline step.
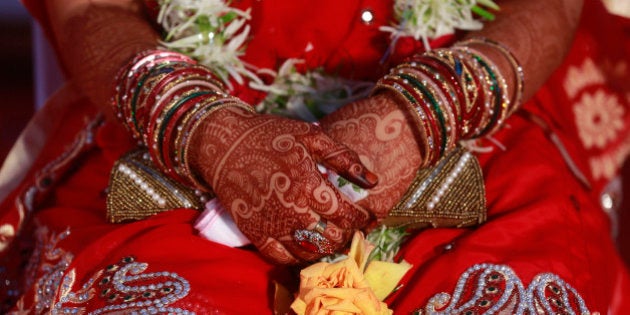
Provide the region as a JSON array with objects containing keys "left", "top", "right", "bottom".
[
  {"left": 366, "top": 226, "right": 409, "bottom": 262},
  {"left": 337, "top": 177, "right": 350, "bottom": 187},
  {"left": 472, "top": 6, "right": 496, "bottom": 21},
  {"left": 196, "top": 15, "right": 212, "bottom": 33},
  {"left": 304, "top": 98, "right": 326, "bottom": 120},
  {"left": 351, "top": 183, "right": 362, "bottom": 193},
  {"left": 219, "top": 11, "right": 238, "bottom": 24},
  {"left": 477, "top": 0, "right": 500, "bottom": 11}
]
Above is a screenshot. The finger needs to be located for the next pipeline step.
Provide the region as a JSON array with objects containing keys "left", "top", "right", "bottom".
[
  {"left": 280, "top": 236, "right": 327, "bottom": 262},
  {"left": 256, "top": 237, "right": 301, "bottom": 265},
  {"left": 278, "top": 219, "right": 353, "bottom": 262},
  {"left": 321, "top": 146, "right": 379, "bottom": 188},
  {"left": 318, "top": 220, "right": 353, "bottom": 245},
  {"left": 303, "top": 168, "right": 372, "bottom": 229},
  {"left": 300, "top": 125, "right": 378, "bottom": 189}
]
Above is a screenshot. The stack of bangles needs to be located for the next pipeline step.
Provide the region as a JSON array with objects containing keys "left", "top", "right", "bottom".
[
  {"left": 112, "top": 38, "right": 521, "bottom": 192},
  {"left": 374, "top": 37, "right": 524, "bottom": 167},
  {"left": 112, "top": 49, "right": 255, "bottom": 192}
]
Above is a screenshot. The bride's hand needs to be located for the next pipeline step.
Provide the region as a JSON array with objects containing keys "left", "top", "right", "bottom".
[
  {"left": 320, "top": 91, "right": 423, "bottom": 219},
  {"left": 188, "top": 106, "right": 377, "bottom": 264}
]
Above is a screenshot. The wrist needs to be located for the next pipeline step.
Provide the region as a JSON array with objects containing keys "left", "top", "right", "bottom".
[
  {"left": 111, "top": 49, "right": 255, "bottom": 192},
  {"left": 372, "top": 39, "right": 524, "bottom": 166},
  {"left": 187, "top": 104, "right": 257, "bottom": 190}
]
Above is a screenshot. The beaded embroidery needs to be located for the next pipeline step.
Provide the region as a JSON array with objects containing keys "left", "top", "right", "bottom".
[
  {"left": 22, "top": 227, "right": 73, "bottom": 314},
  {"left": 417, "top": 263, "right": 593, "bottom": 315},
  {"left": 52, "top": 256, "right": 193, "bottom": 314},
  {"left": 383, "top": 146, "right": 486, "bottom": 229},
  {"left": 106, "top": 149, "right": 210, "bottom": 223}
]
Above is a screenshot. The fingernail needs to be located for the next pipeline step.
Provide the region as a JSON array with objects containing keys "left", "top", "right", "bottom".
[{"left": 362, "top": 171, "right": 378, "bottom": 187}]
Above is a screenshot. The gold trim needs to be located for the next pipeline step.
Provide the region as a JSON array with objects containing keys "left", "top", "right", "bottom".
[
  {"left": 106, "top": 149, "right": 210, "bottom": 223},
  {"left": 384, "top": 146, "right": 486, "bottom": 229}
]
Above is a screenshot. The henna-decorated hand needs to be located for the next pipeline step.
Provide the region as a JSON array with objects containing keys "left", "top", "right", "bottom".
[
  {"left": 189, "top": 107, "right": 378, "bottom": 264},
  {"left": 320, "top": 92, "right": 423, "bottom": 219}
]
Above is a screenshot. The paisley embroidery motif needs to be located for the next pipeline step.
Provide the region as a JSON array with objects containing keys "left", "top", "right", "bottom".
[
  {"left": 24, "top": 227, "right": 73, "bottom": 314},
  {"left": 52, "top": 256, "right": 194, "bottom": 314},
  {"left": 418, "top": 263, "right": 593, "bottom": 315},
  {"left": 527, "top": 273, "right": 591, "bottom": 314}
]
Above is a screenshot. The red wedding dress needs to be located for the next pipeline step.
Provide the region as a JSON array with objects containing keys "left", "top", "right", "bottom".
[{"left": 2, "top": 0, "right": 630, "bottom": 313}]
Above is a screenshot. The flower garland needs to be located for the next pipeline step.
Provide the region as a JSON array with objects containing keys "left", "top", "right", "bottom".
[
  {"left": 157, "top": 0, "right": 259, "bottom": 88},
  {"left": 381, "top": 0, "right": 499, "bottom": 50},
  {"left": 156, "top": 0, "right": 499, "bottom": 120},
  {"left": 250, "top": 59, "right": 374, "bottom": 121}
]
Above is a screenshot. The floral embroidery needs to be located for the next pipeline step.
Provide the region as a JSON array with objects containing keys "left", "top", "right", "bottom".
[
  {"left": 573, "top": 89, "right": 625, "bottom": 149},
  {"left": 563, "top": 58, "right": 630, "bottom": 181},
  {"left": 418, "top": 263, "right": 593, "bottom": 315},
  {"left": 563, "top": 58, "right": 606, "bottom": 100},
  {"left": 589, "top": 134, "right": 630, "bottom": 180},
  {"left": 52, "top": 256, "right": 194, "bottom": 314}
]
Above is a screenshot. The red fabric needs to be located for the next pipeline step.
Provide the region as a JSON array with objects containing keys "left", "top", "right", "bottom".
[{"left": 5, "top": 0, "right": 630, "bottom": 313}]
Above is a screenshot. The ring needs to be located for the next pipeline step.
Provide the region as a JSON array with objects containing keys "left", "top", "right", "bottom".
[
  {"left": 312, "top": 220, "right": 327, "bottom": 234},
  {"left": 293, "top": 229, "right": 334, "bottom": 255}
]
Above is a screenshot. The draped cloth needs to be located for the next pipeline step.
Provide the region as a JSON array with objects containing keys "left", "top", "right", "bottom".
[{"left": 2, "top": 0, "right": 630, "bottom": 313}]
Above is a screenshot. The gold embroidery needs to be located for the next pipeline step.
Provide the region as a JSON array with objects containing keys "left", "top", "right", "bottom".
[
  {"left": 384, "top": 146, "right": 486, "bottom": 229},
  {"left": 106, "top": 149, "right": 211, "bottom": 223}
]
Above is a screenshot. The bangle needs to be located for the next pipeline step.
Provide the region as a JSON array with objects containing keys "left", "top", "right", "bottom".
[
  {"left": 113, "top": 50, "right": 195, "bottom": 128},
  {"left": 374, "top": 75, "right": 439, "bottom": 165},
  {"left": 374, "top": 81, "right": 435, "bottom": 166},
  {"left": 374, "top": 39, "right": 523, "bottom": 166},
  {"left": 425, "top": 49, "right": 488, "bottom": 138},
  {"left": 159, "top": 92, "right": 221, "bottom": 179},
  {"left": 452, "top": 47, "right": 510, "bottom": 136},
  {"left": 407, "top": 57, "right": 465, "bottom": 137},
  {"left": 112, "top": 49, "right": 252, "bottom": 193},
  {"left": 397, "top": 66, "right": 459, "bottom": 152},
  {"left": 456, "top": 37, "right": 525, "bottom": 116}
]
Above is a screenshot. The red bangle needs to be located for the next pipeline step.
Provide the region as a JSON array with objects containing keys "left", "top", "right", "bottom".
[{"left": 160, "top": 92, "right": 219, "bottom": 179}]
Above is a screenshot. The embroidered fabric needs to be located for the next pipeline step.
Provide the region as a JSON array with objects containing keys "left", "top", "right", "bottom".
[
  {"left": 53, "top": 257, "right": 193, "bottom": 314},
  {"left": 13, "top": 225, "right": 195, "bottom": 314},
  {"left": 419, "top": 263, "right": 591, "bottom": 315}
]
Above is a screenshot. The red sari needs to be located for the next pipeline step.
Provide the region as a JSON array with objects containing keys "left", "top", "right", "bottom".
[{"left": 2, "top": 0, "right": 630, "bottom": 313}]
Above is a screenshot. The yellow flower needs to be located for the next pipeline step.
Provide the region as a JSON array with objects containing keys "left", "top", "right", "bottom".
[{"left": 291, "top": 232, "right": 412, "bottom": 315}]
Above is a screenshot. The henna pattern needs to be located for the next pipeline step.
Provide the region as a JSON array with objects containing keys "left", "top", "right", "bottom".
[
  {"left": 189, "top": 107, "right": 376, "bottom": 263},
  {"left": 321, "top": 92, "right": 423, "bottom": 219},
  {"left": 58, "top": 4, "right": 158, "bottom": 111}
]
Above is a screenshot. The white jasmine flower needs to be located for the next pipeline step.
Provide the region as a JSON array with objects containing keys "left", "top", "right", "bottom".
[
  {"left": 381, "top": 0, "right": 499, "bottom": 50},
  {"left": 157, "top": 0, "right": 262, "bottom": 88}
]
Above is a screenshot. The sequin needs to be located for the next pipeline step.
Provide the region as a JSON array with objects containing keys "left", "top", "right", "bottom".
[{"left": 360, "top": 9, "right": 374, "bottom": 24}]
